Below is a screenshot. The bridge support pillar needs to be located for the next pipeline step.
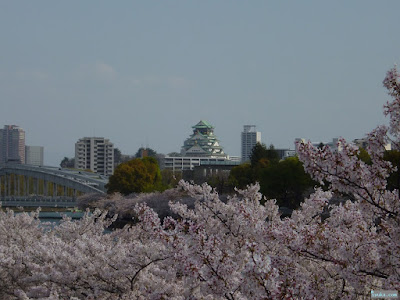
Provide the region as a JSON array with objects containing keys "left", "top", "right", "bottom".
[
  {"left": 0, "top": 175, "right": 3, "bottom": 198},
  {"left": 53, "top": 183, "right": 57, "bottom": 198},
  {"left": 25, "top": 176, "right": 29, "bottom": 196},
  {"left": 2, "top": 175, "right": 5, "bottom": 198},
  {"left": 43, "top": 180, "right": 48, "bottom": 197},
  {"left": 17, "top": 175, "right": 20, "bottom": 196},
  {"left": 7, "top": 174, "right": 11, "bottom": 198},
  {"left": 3, "top": 175, "right": 6, "bottom": 198},
  {"left": 32, "top": 178, "right": 37, "bottom": 195},
  {"left": 14, "top": 175, "right": 18, "bottom": 196}
]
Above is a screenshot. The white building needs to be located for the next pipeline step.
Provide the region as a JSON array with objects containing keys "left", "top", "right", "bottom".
[
  {"left": 75, "top": 137, "right": 114, "bottom": 176},
  {"left": 241, "top": 125, "right": 261, "bottom": 163},
  {"left": 295, "top": 138, "right": 346, "bottom": 152},
  {"left": 295, "top": 138, "right": 341, "bottom": 152},
  {"left": 164, "top": 156, "right": 239, "bottom": 171},
  {"left": 353, "top": 138, "right": 391, "bottom": 151},
  {"left": 25, "top": 146, "right": 44, "bottom": 166}
]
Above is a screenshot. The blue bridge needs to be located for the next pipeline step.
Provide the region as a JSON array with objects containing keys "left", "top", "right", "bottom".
[{"left": 0, "top": 164, "right": 108, "bottom": 207}]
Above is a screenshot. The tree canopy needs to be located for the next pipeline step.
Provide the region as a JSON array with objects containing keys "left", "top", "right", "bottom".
[
  {"left": 60, "top": 157, "right": 74, "bottom": 168},
  {"left": 250, "top": 142, "right": 279, "bottom": 167},
  {"left": 229, "top": 144, "right": 314, "bottom": 209},
  {"left": 106, "top": 157, "right": 162, "bottom": 195},
  {"left": 113, "top": 147, "right": 122, "bottom": 165},
  {"left": 259, "top": 156, "right": 315, "bottom": 208},
  {"left": 135, "top": 147, "right": 157, "bottom": 158}
]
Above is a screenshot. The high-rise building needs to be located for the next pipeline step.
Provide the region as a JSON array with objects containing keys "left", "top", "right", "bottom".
[
  {"left": 241, "top": 125, "right": 261, "bottom": 163},
  {"left": 181, "top": 120, "right": 227, "bottom": 158},
  {"left": 75, "top": 137, "right": 114, "bottom": 176},
  {"left": 25, "top": 146, "right": 44, "bottom": 166},
  {"left": 0, "top": 125, "right": 26, "bottom": 164}
]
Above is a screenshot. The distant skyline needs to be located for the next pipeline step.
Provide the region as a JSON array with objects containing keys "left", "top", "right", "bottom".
[{"left": 1, "top": 1, "right": 400, "bottom": 166}]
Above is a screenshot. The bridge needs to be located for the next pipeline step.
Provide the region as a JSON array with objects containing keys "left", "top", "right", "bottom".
[{"left": 0, "top": 164, "right": 108, "bottom": 207}]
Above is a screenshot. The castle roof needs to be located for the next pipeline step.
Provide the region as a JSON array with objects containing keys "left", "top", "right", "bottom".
[{"left": 192, "top": 120, "right": 214, "bottom": 129}]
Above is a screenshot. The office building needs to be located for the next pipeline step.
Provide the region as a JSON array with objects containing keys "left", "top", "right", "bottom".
[
  {"left": 25, "top": 146, "right": 44, "bottom": 166},
  {"left": 75, "top": 137, "right": 114, "bottom": 176},
  {"left": 0, "top": 125, "right": 25, "bottom": 164},
  {"left": 241, "top": 125, "right": 261, "bottom": 162}
]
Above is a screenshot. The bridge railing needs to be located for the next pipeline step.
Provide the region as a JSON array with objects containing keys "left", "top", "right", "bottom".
[{"left": 1, "top": 196, "right": 77, "bottom": 208}]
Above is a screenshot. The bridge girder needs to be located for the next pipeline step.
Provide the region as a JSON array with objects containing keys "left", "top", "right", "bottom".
[{"left": 0, "top": 165, "right": 107, "bottom": 196}]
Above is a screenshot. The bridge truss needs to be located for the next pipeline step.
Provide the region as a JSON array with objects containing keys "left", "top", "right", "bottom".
[{"left": 0, "top": 164, "right": 108, "bottom": 207}]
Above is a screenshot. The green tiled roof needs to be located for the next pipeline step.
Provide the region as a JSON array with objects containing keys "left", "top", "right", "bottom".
[{"left": 192, "top": 120, "right": 214, "bottom": 129}]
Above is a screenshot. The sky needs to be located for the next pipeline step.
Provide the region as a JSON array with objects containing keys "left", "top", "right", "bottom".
[{"left": 1, "top": 1, "right": 400, "bottom": 166}]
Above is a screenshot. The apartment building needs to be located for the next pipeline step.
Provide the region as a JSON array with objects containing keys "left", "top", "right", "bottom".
[{"left": 75, "top": 137, "right": 114, "bottom": 176}]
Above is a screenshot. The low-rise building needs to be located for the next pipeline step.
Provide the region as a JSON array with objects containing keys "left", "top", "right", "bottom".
[
  {"left": 276, "top": 149, "right": 296, "bottom": 160},
  {"left": 295, "top": 138, "right": 342, "bottom": 152}
]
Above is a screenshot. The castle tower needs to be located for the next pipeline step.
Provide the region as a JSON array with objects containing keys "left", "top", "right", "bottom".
[{"left": 181, "top": 120, "right": 227, "bottom": 158}]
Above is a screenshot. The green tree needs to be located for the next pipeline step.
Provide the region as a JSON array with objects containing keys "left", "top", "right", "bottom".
[
  {"left": 167, "top": 152, "right": 181, "bottom": 157},
  {"left": 357, "top": 147, "right": 372, "bottom": 164},
  {"left": 228, "top": 163, "right": 255, "bottom": 190},
  {"left": 250, "top": 143, "right": 279, "bottom": 168},
  {"left": 114, "top": 148, "right": 122, "bottom": 165},
  {"left": 383, "top": 150, "right": 400, "bottom": 193},
  {"left": 142, "top": 156, "right": 163, "bottom": 190},
  {"left": 60, "top": 157, "right": 75, "bottom": 168},
  {"left": 259, "top": 156, "right": 315, "bottom": 209},
  {"left": 135, "top": 147, "right": 157, "bottom": 158},
  {"left": 208, "top": 175, "right": 233, "bottom": 194},
  {"left": 106, "top": 157, "right": 162, "bottom": 195},
  {"left": 161, "top": 169, "right": 182, "bottom": 189}
]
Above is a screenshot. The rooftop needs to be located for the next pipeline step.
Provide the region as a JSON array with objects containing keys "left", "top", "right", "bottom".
[{"left": 192, "top": 120, "right": 214, "bottom": 129}]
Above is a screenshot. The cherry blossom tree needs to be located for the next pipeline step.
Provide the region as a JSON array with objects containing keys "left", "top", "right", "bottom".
[{"left": 0, "top": 66, "right": 399, "bottom": 299}]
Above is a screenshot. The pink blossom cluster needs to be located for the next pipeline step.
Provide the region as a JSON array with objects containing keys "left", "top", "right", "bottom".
[{"left": 1, "top": 67, "right": 400, "bottom": 299}]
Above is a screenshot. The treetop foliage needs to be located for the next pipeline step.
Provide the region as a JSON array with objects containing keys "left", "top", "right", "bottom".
[
  {"left": 60, "top": 157, "right": 74, "bottom": 168},
  {"left": 250, "top": 142, "right": 279, "bottom": 167},
  {"left": 230, "top": 143, "right": 313, "bottom": 209},
  {"left": 106, "top": 156, "right": 162, "bottom": 195},
  {"left": 135, "top": 147, "right": 157, "bottom": 158}
]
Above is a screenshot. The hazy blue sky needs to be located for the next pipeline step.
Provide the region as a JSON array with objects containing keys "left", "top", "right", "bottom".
[{"left": 1, "top": 1, "right": 400, "bottom": 166}]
